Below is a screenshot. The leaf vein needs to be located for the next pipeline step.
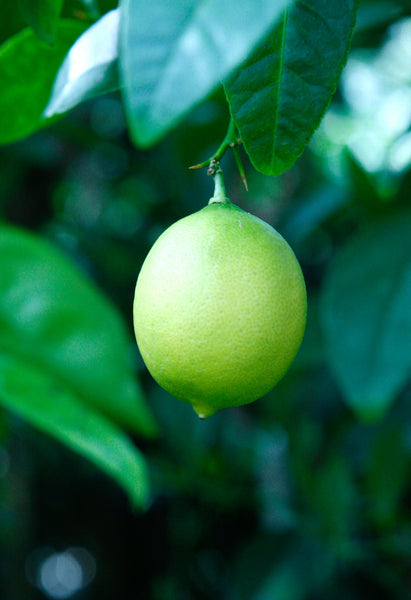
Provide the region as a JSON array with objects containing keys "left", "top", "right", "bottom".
[{"left": 270, "top": 11, "right": 289, "bottom": 173}]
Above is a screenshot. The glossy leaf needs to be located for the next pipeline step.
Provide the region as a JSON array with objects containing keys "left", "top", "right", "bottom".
[
  {"left": 0, "top": 351, "right": 149, "bottom": 509},
  {"left": 44, "top": 10, "right": 120, "bottom": 117},
  {"left": 18, "top": 0, "right": 64, "bottom": 44},
  {"left": 225, "top": 0, "right": 358, "bottom": 175},
  {"left": 0, "top": 224, "right": 157, "bottom": 437},
  {"left": 119, "top": 0, "right": 296, "bottom": 148},
  {"left": 320, "top": 212, "right": 411, "bottom": 420},
  {"left": 0, "top": 20, "right": 87, "bottom": 145}
]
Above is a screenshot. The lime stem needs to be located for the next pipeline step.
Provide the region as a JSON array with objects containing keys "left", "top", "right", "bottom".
[{"left": 209, "top": 166, "right": 230, "bottom": 205}]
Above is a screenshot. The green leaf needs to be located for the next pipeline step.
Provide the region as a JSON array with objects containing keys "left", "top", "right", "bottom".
[
  {"left": 0, "top": 224, "right": 157, "bottom": 437},
  {"left": 0, "top": 351, "right": 149, "bottom": 509},
  {"left": 18, "top": 0, "right": 64, "bottom": 44},
  {"left": 0, "top": 4, "right": 26, "bottom": 46},
  {"left": 44, "top": 10, "right": 120, "bottom": 117},
  {"left": 119, "top": 0, "right": 296, "bottom": 148},
  {"left": 225, "top": 0, "right": 358, "bottom": 175},
  {"left": 320, "top": 212, "right": 411, "bottom": 420},
  {"left": 0, "top": 20, "right": 87, "bottom": 145}
]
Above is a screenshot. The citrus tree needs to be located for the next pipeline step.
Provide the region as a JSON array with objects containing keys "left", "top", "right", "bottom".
[{"left": 0, "top": 0, "right": 411, "bottom": 598}]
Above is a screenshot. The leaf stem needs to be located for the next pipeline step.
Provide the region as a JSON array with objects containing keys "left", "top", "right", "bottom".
[{"left": 189, "top": 118, "right": 247, "bottom": 189}]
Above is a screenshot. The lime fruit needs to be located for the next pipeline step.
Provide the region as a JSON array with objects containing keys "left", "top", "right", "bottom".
[{"left": 133, "top": 197, "right": 306, "bottom": 418}]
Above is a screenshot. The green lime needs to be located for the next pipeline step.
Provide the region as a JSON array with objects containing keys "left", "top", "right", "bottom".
[{"left": 133, "top": 199, "right": 306, "bottom": 418}]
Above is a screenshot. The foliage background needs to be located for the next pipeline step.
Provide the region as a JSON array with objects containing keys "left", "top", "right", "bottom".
[{"left": 1, "top": 0, "right": 411, "bottom": 598}]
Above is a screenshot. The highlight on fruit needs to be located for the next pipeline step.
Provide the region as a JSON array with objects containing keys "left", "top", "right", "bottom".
[{"left": 133, "top": 170, "right": 307, "bottom": 418}]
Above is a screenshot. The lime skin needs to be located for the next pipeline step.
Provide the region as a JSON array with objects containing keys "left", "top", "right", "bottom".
[{"left": 133, "top": 201, "right": 307, "bottom": 418}]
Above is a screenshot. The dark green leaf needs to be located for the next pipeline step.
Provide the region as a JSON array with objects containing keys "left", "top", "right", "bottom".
[
  {"left": 119, "top": 0, "right": 296, "bottom": 148},
  {"left": 0, "top": 4, "right": 26, "bottom": 45},
  {"left": 0, "top": 351, "right": 149, "bottom": 509},
  {"left": 0, "top": 224, "right": 157, "bottom": 437},
  {"left": 0, "top": 20, "right": 87, "bottom": 145},
  {"left": 44, "top": 10, "right": 120, "bottom": 117},
  {"left": 225, "top": 0, "right": 358, "bottom": 175},
  {"left": 18, "top": 0, "right": 64, "bottom": 44},
  {"left": 320, "top": 212, "right": 411, "bottom": 420}
]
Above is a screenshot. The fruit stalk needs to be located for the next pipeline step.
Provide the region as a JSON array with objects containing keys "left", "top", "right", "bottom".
[{"left": 209, "top": 166, "right": 230, "bottom": 205}]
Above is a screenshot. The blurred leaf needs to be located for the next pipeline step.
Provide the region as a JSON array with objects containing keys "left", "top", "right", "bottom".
[
  {"left": 320, "top": 211, "right": 411, "bottom": 420},
  {"left": 0, "top": 351, "right": 149, "bottom": 508},
  {"left": 225, "top": 0, "right": 358, "bottom": 175},
  {"left": 293, "top": 294, "right": 325, "bottom": 370},
  {"left": 254, "top": 559, "right": 305, "bottom": 600},
  {"left": 231, "top": 534, "right": 290, "bottom": 600},
  {"left": 98, "top": 0, "right": 119, "bottom": 13},
  {"left": 0, "top": 4, "right": 26, "bottom": 45},
  {"left": 18, "top": 0, "right": 64, "bottom": 44},
  {"left": 44, "top": 9, "right": 120, "bottom": 117},
  {"left": 119, "top": 0, "right": 296, "bottom": 148},
  {"left": 281, "top": 186, "right": 348, "bottom": 245},
  {"left": 233, "top": 534, "right": 336, "bottom": 600},
  {"left": 379, "top": 524, "right": 411, "bottom": 560},
  {"left": 0, "top": 20, "right": 87, "bottom": 145},
  {"left": 365, "top": 424, "right": 410, "bottom": 528},
  {"left": 398, "top": 166, "right": 411, "bottom": 207},
  {"left": 354, "top": 1, "right": 405, "bottom": 35},
  {"left": 0, "top": 224, "right": 157, "bottom": 437},
  {"left": 254, "top": 427, "right": 295, "bottom": 532},
  {"left": 309, "top": 453, "right": 356, "bottom": 541},
  {"left": 345, "top": 150, "right": 383, "bottom": 213}
]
